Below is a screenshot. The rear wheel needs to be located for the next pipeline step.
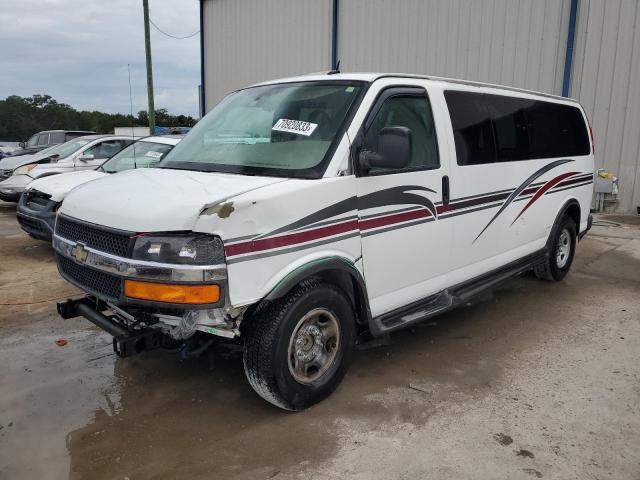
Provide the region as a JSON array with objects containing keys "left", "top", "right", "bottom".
[
  {"left": 534, "top": 215, "right": 577, "bottom": 281},
  {"left": 242, "top": 279, "right": 356, "bottom": 410}
]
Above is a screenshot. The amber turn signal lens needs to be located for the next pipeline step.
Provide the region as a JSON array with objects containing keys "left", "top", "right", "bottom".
[{"left": 124, "top": 280, "right": 220, "bottom": 304}]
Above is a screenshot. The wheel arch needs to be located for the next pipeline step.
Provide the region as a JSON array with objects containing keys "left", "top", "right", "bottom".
[
  {"left": 547, "top": 197, "right": 581, "bottom": 251},
  {"left": 262, "top": 256, "right": 372, "bottom": 329}
]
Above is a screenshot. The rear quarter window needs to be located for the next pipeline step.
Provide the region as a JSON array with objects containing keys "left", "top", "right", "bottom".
[{"left": 445, "top": 90, "right": 590, "bottom": 165}]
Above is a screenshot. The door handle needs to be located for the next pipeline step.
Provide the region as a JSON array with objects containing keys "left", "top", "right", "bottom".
[{"left": 442, "top": 175, "right": 450, "bottom": 205}]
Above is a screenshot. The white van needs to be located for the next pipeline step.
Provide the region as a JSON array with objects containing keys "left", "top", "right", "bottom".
[{"left": 54, "top": 73, "right": 594, "bottom": 410}]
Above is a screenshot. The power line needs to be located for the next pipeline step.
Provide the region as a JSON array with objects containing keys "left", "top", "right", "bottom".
[{"left": 149, "top": 18, "right": 199, "bottom": 39}]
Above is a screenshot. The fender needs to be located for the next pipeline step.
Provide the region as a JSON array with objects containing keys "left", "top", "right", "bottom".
[
  {"left": 264, "top": 256, "right": 373, "bottom": 326},
  {"left": 545, "top": 197, "right": 581, "bottom": 255}
]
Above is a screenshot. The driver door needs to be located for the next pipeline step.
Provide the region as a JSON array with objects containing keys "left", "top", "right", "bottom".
[{"left": 355, "top": 86, "right": 452, "bottom": 317}]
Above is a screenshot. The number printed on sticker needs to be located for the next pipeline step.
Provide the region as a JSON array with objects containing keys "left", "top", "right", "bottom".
[{"left": 272, "top": 118, "right": 318, "bottom": 137}]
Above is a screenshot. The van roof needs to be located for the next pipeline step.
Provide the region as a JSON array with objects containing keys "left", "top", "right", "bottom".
[{"left": 252, "top": 72, "right": 578, "bottom": 104}]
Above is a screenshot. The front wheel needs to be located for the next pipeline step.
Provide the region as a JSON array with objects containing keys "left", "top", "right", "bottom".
[
  {"left": 534, "top": 214, "right": 577, "bottom": 281},
  {"left": 242, "top": 279, "right": 356, "bottom": 410}
]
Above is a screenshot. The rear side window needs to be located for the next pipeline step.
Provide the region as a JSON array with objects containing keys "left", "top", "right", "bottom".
[
  {"left": 445, "top": 91, "right": 590, "bottom": 165},
  {"left": 50, "top": 132, "right": 65, "bottom": 143}
]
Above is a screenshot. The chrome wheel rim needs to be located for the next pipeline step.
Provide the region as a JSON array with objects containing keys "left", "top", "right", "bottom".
[
  {"left": 556, "top": 228, "right": 571, "bottom": 268},
  {"left": 288, "top": 308, "right": 340, "bottom": 384}
]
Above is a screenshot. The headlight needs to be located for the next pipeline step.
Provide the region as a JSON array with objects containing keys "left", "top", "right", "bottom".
[
  {"left": 132, "top": 234, "right": 225, "bottom": 265},
  {"left": 14, "top": 163, "right": 38, "bottom": 175}
]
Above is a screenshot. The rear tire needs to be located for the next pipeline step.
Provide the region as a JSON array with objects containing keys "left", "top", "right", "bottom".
[
  {"left": 242, "top": 279, "right": 356, "bottom": 411},
  {"left": 534, "top": 215, "right": 577, "bottom": 281}
]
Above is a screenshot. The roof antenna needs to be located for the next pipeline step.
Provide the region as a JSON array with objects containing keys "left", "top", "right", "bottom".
[{"left": 328, "top": 60, "right": 341, "bottom": 75}]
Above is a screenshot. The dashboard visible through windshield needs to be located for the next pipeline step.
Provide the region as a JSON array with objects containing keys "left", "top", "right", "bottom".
[{"left": 160, "top": 81, "right": 365, "bottom": 178}]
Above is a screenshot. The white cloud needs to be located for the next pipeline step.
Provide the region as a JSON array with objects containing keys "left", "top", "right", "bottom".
[{"left": 0, "top": 0, "right": 201, "bottom": 116}]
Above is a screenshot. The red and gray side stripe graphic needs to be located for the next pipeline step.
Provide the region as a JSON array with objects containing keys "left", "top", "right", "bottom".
[{"left": 224, "top": 167, "right": 593, "bottom": 263}]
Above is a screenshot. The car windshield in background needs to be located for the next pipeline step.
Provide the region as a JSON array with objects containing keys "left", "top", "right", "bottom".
[
  {"left": 102, "top": 141, "right": 174, "bottom": 173},
  {"left": 46, "top": 138, "right": 91, "bottom": 159},
  {"left": 161, "top": 81, "right": 364, "bottom": 178}
]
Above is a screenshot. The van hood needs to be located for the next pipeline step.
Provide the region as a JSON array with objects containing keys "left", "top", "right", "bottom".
[
  {"left": 28, "top": 170, "right": 108, "bottom": 202},
  {"left": 59, "top": 168, "right": 287, "bottom": 232}
]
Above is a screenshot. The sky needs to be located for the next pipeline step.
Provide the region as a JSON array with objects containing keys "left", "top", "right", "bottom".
[{"left": 0, "top": 0, "right": 201, "bottom": 117}]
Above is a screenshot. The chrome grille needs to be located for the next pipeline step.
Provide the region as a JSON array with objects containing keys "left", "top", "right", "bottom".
[
  {"left": 56, "top": 216, "right": 132, "bottom": 257},
  {"left": 57, "top": 254, "right": 122, "bottom": 300}
]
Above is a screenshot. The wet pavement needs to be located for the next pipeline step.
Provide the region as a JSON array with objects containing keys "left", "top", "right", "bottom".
[{"left": 1, "top": 201, "right": 639, "bottom": 479}]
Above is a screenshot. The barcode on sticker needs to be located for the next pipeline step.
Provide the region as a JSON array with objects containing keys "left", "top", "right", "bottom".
[{"left": 272, "top": 118, "right": 318, "bottom": 137}]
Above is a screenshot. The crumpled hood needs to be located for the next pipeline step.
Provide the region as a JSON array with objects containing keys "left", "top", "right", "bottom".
[
  {"left": 59, "top": 168, "right": 286, "bottom": 231},
  {"left": 28, "top": 170, "right": 108, "bottom": 202}
]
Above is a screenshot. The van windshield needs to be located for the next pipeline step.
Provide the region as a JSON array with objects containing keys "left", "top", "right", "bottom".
[{"left": 161, "top": 81, "right": 365, "bottom": 178}]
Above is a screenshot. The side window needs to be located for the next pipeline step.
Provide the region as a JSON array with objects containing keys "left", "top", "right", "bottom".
[
  {"left": 49, "top": 132, "right": 65, "bottom": 144},
  {"left": 525, "top": 102, "right": 590, "bottom": 158},
  {"left": 363, "top": 94, "right": 439, "bottom": 173},
  {"left": 37, "top": 134, "right": 50, "bottom": 146},
  {"left": 445, "top": 91, "right": 496, "bottom": 165},
  {"left": 26, "top": 134, "right": 39, "bottom": 147},
  {"left": 84, "top": 140, "right": 126, "bottom": 159},
  {"left": 445, "top": 90, "right": 590, "bottom": 165}
]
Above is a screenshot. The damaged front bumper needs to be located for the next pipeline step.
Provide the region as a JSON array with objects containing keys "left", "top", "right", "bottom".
[{"left": 57, "top": 297, "right": 166, "bottom": 357}]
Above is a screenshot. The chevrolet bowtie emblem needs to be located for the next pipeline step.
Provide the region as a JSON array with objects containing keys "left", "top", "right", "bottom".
[{"left": 71, "top": 243, "right": 89, "bottom": 264}]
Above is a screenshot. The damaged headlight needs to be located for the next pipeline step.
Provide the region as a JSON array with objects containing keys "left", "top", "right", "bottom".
[{"left": 132, "top": 234, "right": 225, "bottom": 265}]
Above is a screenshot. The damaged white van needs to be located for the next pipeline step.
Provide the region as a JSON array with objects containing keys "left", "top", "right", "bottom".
[{"left": 55, "top": 73, "right": 594, "bottom": 410}]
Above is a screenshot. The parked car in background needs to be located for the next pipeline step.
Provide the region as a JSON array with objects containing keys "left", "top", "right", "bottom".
[
  {"left": 17, "top": 135, "right": 182, "bottom": 240},
  {"left": 0, "top": 135, "right": 135, "bottom": 202},
  {"left": 9, "top": 130, "right": 95, "bottom": 157},
  {"left": 53, "top": 73, "right": 594, "bottom": 410},
  {"left": 0, "top": 144, "right": 62, "bottom": 182},
  {"left": 0, "top": 142, "right": 22, "bottom": 159}
]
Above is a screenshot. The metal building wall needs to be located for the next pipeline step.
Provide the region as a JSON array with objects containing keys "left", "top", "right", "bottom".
[
  {"left": 570, "top": 0, "right": 640, "bottom": 213},
  {"left": 338, "top": 0, "right": 572, "bottom": 95},
  {"left": 202, "top": 0, "right": 331, "bottom": 108},
  {"left": 201, "top": 0, "right": 640, "bottom": 212}
]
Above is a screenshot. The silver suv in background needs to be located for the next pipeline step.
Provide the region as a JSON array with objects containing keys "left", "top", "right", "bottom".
[{"left": 10, "top": 130, "right": 95, "bottom": 157}]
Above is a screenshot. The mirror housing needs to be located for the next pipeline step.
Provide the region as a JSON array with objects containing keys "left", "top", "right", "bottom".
[
  {"left": 78, "top": 153, "right": 94, "bottom": 162},
  {"left": 358, "top": 126, "right": 412, "bottom": 173},
  {"left": 19, "top": 142, "right": 25, "bottom": 149}
]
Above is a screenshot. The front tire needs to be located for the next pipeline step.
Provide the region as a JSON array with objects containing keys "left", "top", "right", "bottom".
[
  {"left": 242, "top": 279, "right": 356, "bottom": 410},
  {"left": 534, "top": 214, "right": 577, "bottom": 281}
]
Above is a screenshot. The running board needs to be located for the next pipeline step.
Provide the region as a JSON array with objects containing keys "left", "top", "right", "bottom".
[{"left": 369, "top": 249, "right": 547, "bottom": 336}]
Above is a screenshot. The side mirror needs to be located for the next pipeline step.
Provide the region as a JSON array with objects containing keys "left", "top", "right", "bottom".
[
  {"left": 19, "top": 142, "right": 25, "bottom": 148},
  {"left": 358, "top": 126, "right": 412, "bottom": 173},
  {"left": 78, "top": 154, "right": 94, "bottom": 162}
]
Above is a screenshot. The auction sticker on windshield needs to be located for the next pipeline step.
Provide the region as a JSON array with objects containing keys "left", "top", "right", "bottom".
[{"left": 272, "top": 118, "right": 318, "bottom": 137}]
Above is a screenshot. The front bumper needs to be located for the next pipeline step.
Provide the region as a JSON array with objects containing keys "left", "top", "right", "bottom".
[
  {"left": 52, "top": 233, "right": 227, "bottom": 309},
  {"left": 57, "top": 297, "right": 166, "bottom": 357},
  {"left": 0, "top": 174, "right": 31, "bottom": 202},
  {"left": 16, "top": 192, "right": 58, "bottom": 241}
]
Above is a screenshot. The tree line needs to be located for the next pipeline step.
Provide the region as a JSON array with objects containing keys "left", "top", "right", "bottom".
[{"left": 0, "top": 94, "right": 198, "bottom": 142}]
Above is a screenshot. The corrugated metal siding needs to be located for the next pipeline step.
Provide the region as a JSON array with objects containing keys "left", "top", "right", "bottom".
[
  {"left": 571, "top": 0, "right": 640, "bottom": 212},
  {"left": 201, "top": 0, "right": 640, "bottom": 211},
  {"left": 338, "top": 0, "right": 570, "bottom": 95},
  {"left": 202, "top": 0, "right": 331, "bottom": 108}
]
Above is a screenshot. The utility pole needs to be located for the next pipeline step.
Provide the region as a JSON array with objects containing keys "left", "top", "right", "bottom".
[{"left": 142, "top": 0, "right": 155, "bottom": 135}]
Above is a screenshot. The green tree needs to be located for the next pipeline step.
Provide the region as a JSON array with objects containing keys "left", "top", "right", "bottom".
[{"left": 0, "top": 94, "right": 198, "bottom": 141}]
